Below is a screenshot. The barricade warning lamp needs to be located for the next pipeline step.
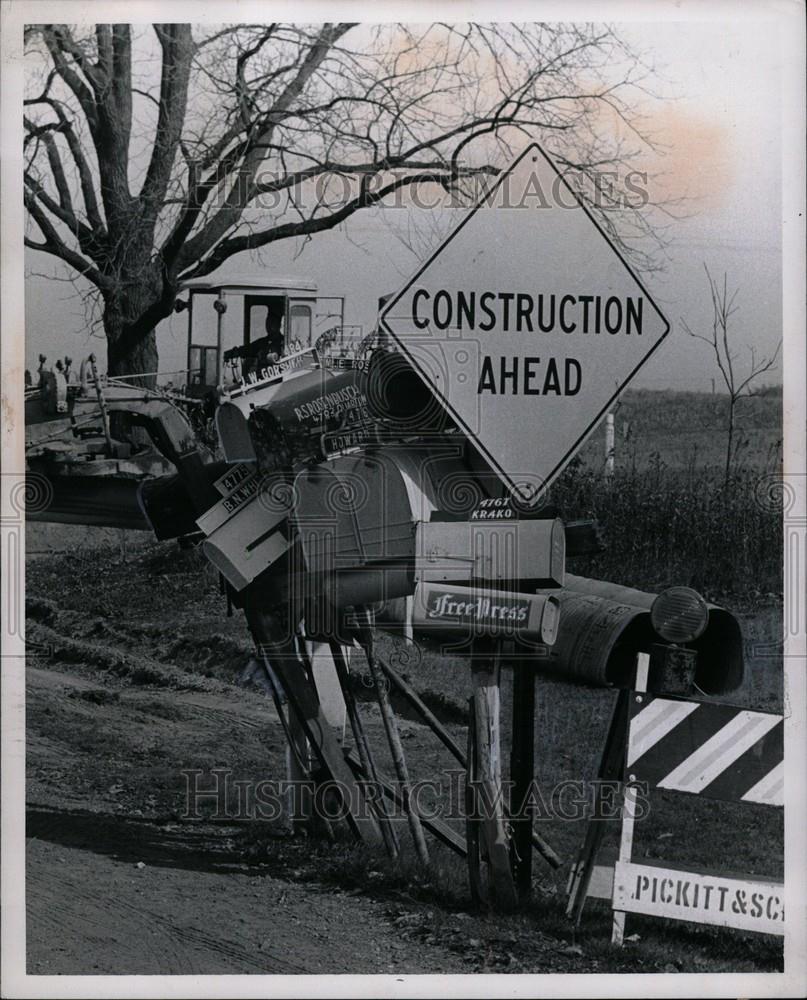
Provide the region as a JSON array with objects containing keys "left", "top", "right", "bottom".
[{"left": 650, "top": 586, "right": 709, "bottom": 644}]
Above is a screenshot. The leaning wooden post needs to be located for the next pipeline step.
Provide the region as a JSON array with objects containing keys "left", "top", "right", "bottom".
[
  {"left": 329, "top": 641, "right": 401, "bottom": 858},
  {"left": 377, "top": 655, "right": 466, "bottom": 764},
  {"left": 566, "top": 686, "right": 632, "bottom": 925},
  {"left": 470, "top": 637, "right": 518, "bottom": 911},
  {"left": 354, "top": 607, "right": 430, "bottom": 865},
  {"left": 378, "top": 649, "right": 560, "bottom": 870},
  {"left": 510, "top": 661, "right": 536, "bottom": 905},
  {"left": 254, "top": 653, "right": 313, "bottom": 833},
  {"left": 245, "top": 607, "right": 382, "bottom": 846}
]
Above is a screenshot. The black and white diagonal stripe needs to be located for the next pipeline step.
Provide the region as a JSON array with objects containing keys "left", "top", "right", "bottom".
[{"left": 626, "top": 697, "right": 783, "bottom": 806}]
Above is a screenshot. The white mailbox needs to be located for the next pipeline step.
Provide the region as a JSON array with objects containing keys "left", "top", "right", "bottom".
[
  {"left": 415, "top": 517, "right": 565, "bottom": 588},
  {"left": 196, "top": 472, "right": 291, "bottom": 590}
]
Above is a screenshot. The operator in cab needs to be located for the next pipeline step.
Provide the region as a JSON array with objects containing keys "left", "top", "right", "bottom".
[{"left": 224, "top": 303, "right": 285, "bottom": 380}]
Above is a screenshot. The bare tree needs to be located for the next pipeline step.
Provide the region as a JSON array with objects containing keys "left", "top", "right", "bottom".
[
  {"left": 682, "top": 264, "right": 781, "bottom": 484},
  {"left": 24, "top": 22, "right": 670, "bottom": 385}
]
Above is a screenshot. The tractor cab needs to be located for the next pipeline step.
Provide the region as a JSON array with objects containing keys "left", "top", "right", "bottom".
[{"left": 176, "top": 276, "right": 347, "bottom": 396}]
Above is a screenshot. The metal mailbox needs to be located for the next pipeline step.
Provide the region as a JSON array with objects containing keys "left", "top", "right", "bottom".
[
  {"left": 293, "top": 452, "right": 416, "bottom": 573},
  {"left": 292, "top": 451, "right": 418, "bottom": 608},
  {"left": 534, "top": 575, "right": 744, "bottom": 694},
  {"left": 415, "top": 518, "right": 565, "bottom": 588},
  {"left": 247, "top": 366, "right": 371, "bottom": 473}
]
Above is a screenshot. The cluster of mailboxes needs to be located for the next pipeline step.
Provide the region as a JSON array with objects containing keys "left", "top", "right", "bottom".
[
  {"left": 190, "top": 446, "right": 564, "bottom": 644},
  {"left": 138, "top": 347, "right": 744, "bottom": 694}
]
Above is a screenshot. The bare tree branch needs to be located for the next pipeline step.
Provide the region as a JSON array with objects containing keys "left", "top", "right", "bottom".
[
  {"left": 24, "top": 188, "right": 110, "bottom": 289},
  {"left": 24, "top": 20, "right": 671, "bottom": 380},
  {"left": 140, "top": 25, "right": 194, "bottom": 221},
  {"left": 180, "top": 170, "right": 451, "bottom": 280},
  {"left": 682, "top": 264, "right": 781, "bottom": 482}
]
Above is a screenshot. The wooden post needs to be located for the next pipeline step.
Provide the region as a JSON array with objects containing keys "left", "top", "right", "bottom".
[
  {"left": 510, "top": 662, "right": 536, "bottom": 905},
  {"left": 566, "top": 687, "right": 632, "bottom": 924},
  {"left": 346, "top": 749, "right": 466, "bottom": 857},
  {"left": 470, "top": 639, "right": 518, "bottom": 911},
  {"left": 246, "top": 608, "right": 382, "bottom": 846},
  {"left": 378, "top": 651, "right": 561, "bottom": 869},
  {"left": 285, "top": 698, "right": 313, "bottom": 832},
  {"left": 377, "top": 656, "right": 466, "bottom": 764},
  {"left": 301, "top": 638, "right": 347, "bottom": 738},
  {"left": 354, "top": 608, "right": 430, "bottom": 864},
  {"left": 465, "top": 698, "right": 486, "bottom": 905},
  {"left": 329, "top": 641, "right": 401, "bottom": 858},
  {"left": 611, "top": 651, "right": 650, "bottom": 945},
  {"left": 605, "top": 411, "right": 615, "bottom": 480},
  {"left": 249, "top": 655, "right": 312, "bottom": 833}
]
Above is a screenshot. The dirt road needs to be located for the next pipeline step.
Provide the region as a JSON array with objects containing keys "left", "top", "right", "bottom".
[
  {"left": 27, "top": 829, "right": 463, "bottom": 975},
  {"left": 26, "top": 663, "right": 486, "bottom": 975}
]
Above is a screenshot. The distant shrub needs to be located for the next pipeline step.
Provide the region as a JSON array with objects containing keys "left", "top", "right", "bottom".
[{"left": 549, "top": 462, "right": 781, "bottom": 600}]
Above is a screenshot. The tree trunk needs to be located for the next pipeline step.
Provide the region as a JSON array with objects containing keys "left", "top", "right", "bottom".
[
  {"left": 107, "top": 327, "right": 159, "bottom": 389},
  {"left": 103, "top": 262, "right": 166, "bottom": 390},
  {"left": 103, "top": 277, "right": 162, "bottom": 447},
  {"left": 725, "top": 398, "right": 735, "bottom": 486},
  {"left": 106, "top": 329, "right": 160, "bottom": 447}
]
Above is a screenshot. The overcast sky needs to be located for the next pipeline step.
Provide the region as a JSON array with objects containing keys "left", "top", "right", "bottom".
[{"left": 24, "top": 11, "right": 786, "bottom": 392}]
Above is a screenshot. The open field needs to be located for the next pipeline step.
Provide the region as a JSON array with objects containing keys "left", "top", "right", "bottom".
[
  {"left": 574, "top": 386, "right": 782, "bottom": 475},
  {"left": 23, "top": 387, "right": 784, "bottom": 974}
]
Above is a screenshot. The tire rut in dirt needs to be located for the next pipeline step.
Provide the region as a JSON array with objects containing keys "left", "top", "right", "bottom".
[{"left": 27, "top": 861, "right": 304, "bottom": 974}]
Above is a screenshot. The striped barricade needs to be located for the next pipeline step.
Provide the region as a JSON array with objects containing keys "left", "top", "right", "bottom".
[
  {"left": 626, "top": 695, "right": 783, "bottom": 807},
  {"left": 567, "top": 663, "right": 784, "bottom": 944},
  {"left": 610, "top": 692, "right": 784, "bottom": 943}
]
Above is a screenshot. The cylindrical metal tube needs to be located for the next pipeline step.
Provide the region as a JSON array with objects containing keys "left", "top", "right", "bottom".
[
  {"left": 554, "top": 576, "right": 744, "bottom": 694},
  {"left": 365, "top": 349, "right": 453, "bottom": 434},
  {"left": 248, "top": 367, "right": 371, "bottom": 473},
  {"left": 530, "top": 592, "right": 655, "bottom": 688}
]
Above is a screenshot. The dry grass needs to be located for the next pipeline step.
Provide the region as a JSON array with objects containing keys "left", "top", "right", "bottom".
[{"left": 549, "top": 461, "right": 781, "bottom": 600}]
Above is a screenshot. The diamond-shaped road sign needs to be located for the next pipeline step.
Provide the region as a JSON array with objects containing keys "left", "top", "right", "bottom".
[{"left": 379, "top": 143, "right": 670, "bottom": 505}]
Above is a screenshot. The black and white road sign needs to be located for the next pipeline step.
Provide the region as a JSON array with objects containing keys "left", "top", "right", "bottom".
[{"left": 379, "top": 143, "right": 670, "bottom": 503}]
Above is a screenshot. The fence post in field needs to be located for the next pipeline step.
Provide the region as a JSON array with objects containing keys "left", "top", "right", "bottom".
[{"left": 605, "top": 412, "right": 615, "bottom": 480}]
